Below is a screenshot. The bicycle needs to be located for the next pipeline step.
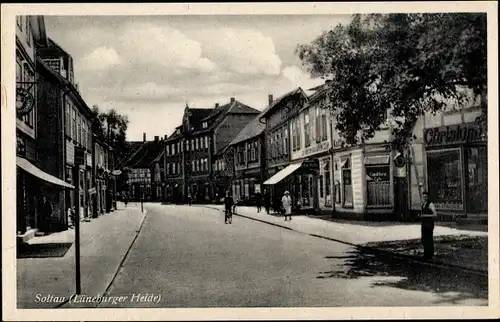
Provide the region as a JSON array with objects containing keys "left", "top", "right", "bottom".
[{"left": 224, "top": 207, "right": 233, "bottom": 224}]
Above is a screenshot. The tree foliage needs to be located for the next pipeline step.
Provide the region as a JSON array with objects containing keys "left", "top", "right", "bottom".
[
  {"left": 296, "top": 13, "right": 487, "bottom": 149},
  {"left": 92, "top": 105, "right": 130, "bottom": 166}
]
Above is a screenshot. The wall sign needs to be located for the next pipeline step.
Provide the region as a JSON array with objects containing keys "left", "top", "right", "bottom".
[
  {"left": 424, "top": 123, "right": 487, "bottom": 146},
  {"left": 16, "top": 85, "right": 35, "bottom": 116},
  {"left": 366, "top": 165, "right": 390, "bottom": 182}
]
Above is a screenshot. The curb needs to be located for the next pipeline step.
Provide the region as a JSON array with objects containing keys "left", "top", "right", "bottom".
[
  {"left": 203, "top": 205, "right": 487, "bottom": 277},
  {"left": 56, "top": 208, "right": 148, "bottom": 309}
]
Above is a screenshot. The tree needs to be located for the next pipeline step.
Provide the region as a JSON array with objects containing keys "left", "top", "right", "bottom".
[
  {"left": 92, "top": 105, "right": 130, "bottom": 166},
  {"left": 296, "top": 13, "right": 487, "bottom": 150}
]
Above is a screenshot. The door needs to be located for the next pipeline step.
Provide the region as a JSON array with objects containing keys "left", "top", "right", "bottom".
[{"left": 394, "top": 177, "right": 408, "bottom": 220}]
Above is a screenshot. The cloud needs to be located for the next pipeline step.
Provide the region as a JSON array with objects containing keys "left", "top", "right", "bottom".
[
  {"left": 202, "top": 28, "right": 282, "bottom": 76},
  {"left": 118, "top": 22, "right": 216, "bottom": 73},
  {"left": 80, "top": 46, "right": 121, "bottom": 71},
  {"left": 282, "top": 65, "right": 323, "bottom": 90}
]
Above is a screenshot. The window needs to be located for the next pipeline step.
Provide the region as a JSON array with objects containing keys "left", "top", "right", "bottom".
[
  {"left": 177, "top": 142, "right": 180, "bottom": 154},
  {"left": 315, "top": 107, "right": 321, "bottom": 143},
  {"left": 202, "top": 122, "right": 208, "bottom": 128},
  {"left": 82, "top": 125, "right": 87, "bottom": 149},
  {"left": 192, "top": 160, "right": 195, "bottom": 172},
  {"left": 172, "top": 163, "right": 176, "bottom": 174},
  {"left": 342, "top": 158, "right": 353, "bottom": 207},
  {"left": 204, "top": 158, "right": 208, "bottom": 171},
  {"left": 427, "top": 149, "right": 463, "bottom": 210},
  {"left": 366, "top": 156, "right": 391, "bottom": 206},
  {"left": 205, "top": 136, "right": 209, "bottom": 149},
  {"left": 72, "top": 108, "right": 76, "bottom": 140},
  {"left": 304, "top": 112, "right": 311, "bottom": 147},
  {"left": 321, "top": 109, "right": 328, "bottom": 141},
  {"left": 319, "top": 175, "right": 324, "bottom": 198},
  {"left": 191, "top": 139, "right": 194, "bottom": 150},
  {"left": 166, "top": 145, "right": 170, "bottom": 156},
  {"left": 284, "top": 127, "right": 289, "bottom": 155},
  {"left": 325, "top": 164, "right": 331, "bottom": 197},
  {"left": 16, "top": 59, "right": 22, "bottom": 82},
  {"left": 172, "top": 143, "right": 176, "bottom": 155}
]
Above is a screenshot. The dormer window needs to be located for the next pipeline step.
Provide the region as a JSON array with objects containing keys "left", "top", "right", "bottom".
[
  {"left": 202, "top": 122, "right": 208, "bottom": 128},
  {"left": 176, "top": 129, "right": 180, "bottom": 135}
]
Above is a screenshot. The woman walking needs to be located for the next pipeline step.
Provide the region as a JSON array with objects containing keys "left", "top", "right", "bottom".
[
  {"left": 420, "top": 191, "right": 437, "bottom": 260},
  {"left": 281, "top": 191, "right": 293, "bottom": 221}
]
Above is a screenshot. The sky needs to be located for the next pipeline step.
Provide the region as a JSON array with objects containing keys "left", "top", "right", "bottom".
[{"left": 44, "top": 15, "right": 352, "bottom": 141}]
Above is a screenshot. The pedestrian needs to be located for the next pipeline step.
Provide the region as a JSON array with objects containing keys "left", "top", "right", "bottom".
[
  {"left": 282, "top": 191, "right": 293, "bottom": 221},
  {"left": 123, "top": 194, "right": 128, "bottom": 208},
  {"left": 224, "top": 191, "right": 234, "bottom": 224},
  {"left": 39, "top": 196, "right": 53, "bottom": 235},
  {"left": 255, "top": 191, "right": 262, "bottom": 213},
  {"left": 420, "top": 191, "right": 437, "bottom": 260},
  {"left": 188, "top": 193, "right": 193, "bottom": 206},
  {"left": 68, "top": 206, "right": 76, "bottom": 229},
  {"left": 263, "top": 189, "right": 271, "bottom": 214}
]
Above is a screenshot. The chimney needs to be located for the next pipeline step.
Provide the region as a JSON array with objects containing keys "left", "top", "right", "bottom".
[
  {"left": 143, "top": 133, "right": 146, "bottom": 142},
  {"left": 215, "top": 103, "right": 219, "bottom": 108},
  {"left": 154, "top": 135, "right": 159, "bottom": 142},
  {"left": 230, "top": 97, "right": 235, "bottom": 103},
  {"left": 325, "top": 79, "right": 332, "bottom": 85},
  {"left": 268, "top": 94, "right": 273, "bottom": 106},
  {"left": 164, "top": 135, "right": 168, "bottom": 140}
]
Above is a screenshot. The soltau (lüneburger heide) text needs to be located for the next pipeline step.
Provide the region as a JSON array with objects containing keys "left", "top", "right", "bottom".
[{"left": 69, "top": 293, "right": 162, "bottom": 305}]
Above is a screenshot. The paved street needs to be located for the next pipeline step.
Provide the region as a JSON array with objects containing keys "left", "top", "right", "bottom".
[{"left": 93, "top": 204, "right": 487, "bottom": 308}]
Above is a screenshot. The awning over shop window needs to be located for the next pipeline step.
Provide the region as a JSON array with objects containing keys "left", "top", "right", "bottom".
[
  {"left": 263, "top": 162, "right": 302, "bottom": 185},
  {"left": 17, "top": 156, "right": 75, "bottom": 189},
  {"left": 364, "top": 155, "right": 390, "bottom": 165}
]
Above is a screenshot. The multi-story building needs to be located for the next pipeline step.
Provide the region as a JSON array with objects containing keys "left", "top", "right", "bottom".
[
  {"left": 16, "top": 16, "right": 77, "bottom": 242},
  {"left": 36, "top": 39, "right": 94, "bottom": 225},
  {"left": 229, "top": 112, "right": 267, "bottom": 204},
  {"left": 212, "top": 144, "right": 234, "bottom": 202},
  {"left": 121, "top": 134, "right": 165, "bottom": 201},
  {"left": 164, "top": 98, "right": 260, "bottom": 203},
  {"left": 261, "top": 88, "right": 309, "bottom": 209},
  {"left": 287, "top": 82, "right": 334, "bottom": 212},
  {"left": 92, "top": 134, "right": 110, "bottom": 217}
]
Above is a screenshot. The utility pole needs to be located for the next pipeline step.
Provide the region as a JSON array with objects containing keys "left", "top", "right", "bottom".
[{"left": 74, "top": 165, "right": 82, "bottom": 295}]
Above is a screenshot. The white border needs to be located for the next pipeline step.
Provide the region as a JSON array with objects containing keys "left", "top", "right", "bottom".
[{"left": 2, "top": 2, "right": 499, "bottom": 321}]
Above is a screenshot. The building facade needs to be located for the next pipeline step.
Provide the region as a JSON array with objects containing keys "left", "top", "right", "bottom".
[
  {"left": 16, "top": 16, "right": 77, "bottom": 241},
  {"left": 164, "top": 98, "right": 260, "bottom": 203},
  {"left": 230, "top": 113, "right": 267, "bottom": 204},
  {"left": 92, "top": 135, "right": 110, "bottom": 217},
  {"left": 37, "top": 39, "right": 94, "bottom": 224},
  {"left": 261, "top": 89, "right": 309, "bottom": 210},
  {"left": 289, "top": 84, "right": 334, "bottom": 212},
  {"left": 408, "top": 90, "right": 487, "bottom": 221}
]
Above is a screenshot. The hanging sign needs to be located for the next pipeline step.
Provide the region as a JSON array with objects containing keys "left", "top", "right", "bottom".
[{"left": 16, "top": 85, "right": 35, "bottom": 116}]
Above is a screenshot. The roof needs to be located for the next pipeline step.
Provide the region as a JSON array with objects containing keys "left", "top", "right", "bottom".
[
  {"left": 115, "top": 141, "right": 144, "bottom": 169},
  {"left": 121, "top": 141, "right": 164, "bottom": 169},
  {"left": 202, "top": 99, "right": 260, "bottom": 130},
  {"left": 36, "top": 58, "right": 92, "bottom": 118},
  {"left": 189, "top": 108, "right": 213, "bottom": 130},
  {"left": 259, "top": 87, "right": 308, "bottom": 119},
  {"left": 229, "top": 113, "right": 266, "bottom": 146},
  {"left": 215, "top": 142, "right": 232, "bottom": 156}
]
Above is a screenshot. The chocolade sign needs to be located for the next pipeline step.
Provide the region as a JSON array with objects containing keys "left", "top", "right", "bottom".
[{"left": 424, "top": 123, "right": 487, "bottom": 146}]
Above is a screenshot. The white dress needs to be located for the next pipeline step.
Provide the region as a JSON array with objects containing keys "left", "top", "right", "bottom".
[{"left": 281, "top": 195, "right": 292, "bottom": 215}]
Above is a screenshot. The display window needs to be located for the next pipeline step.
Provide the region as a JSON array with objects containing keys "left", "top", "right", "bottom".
[{"left": 426, "top": 149, "right": 463, "bottom": 210}]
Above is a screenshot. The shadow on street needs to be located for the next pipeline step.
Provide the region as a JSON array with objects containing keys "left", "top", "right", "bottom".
[{"left": 317, "top": 249, "right": 488, "bottom": 305}]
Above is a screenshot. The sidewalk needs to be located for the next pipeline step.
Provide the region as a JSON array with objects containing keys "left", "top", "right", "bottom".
[
  {"left": 17, "top": 204, "right": 146, "bottom": 308},
  {"left": 201, "top": 205, "right": 488, "bottom": 274}
]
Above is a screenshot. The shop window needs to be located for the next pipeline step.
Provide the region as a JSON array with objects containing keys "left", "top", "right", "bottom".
[
  {"left": 342, "top": 158, "right": 353, "bottom": 207},
  {"left": 466, "top": 146, "right": 488, "bottom": 213},
  {"left": 365, "top": 155, "right": 391, "bottom": 206},
  {"left": 427, "top": 149, "right": 463, "bottom": 210}
]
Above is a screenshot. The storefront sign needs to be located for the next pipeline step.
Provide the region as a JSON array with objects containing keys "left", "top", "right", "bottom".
[
  {"left": 295, "top": 141, "right": 330, "bottom": 158},
  {"left": 255, "top": 184, "right": 261, "bottom": 193},
  {"left": 424, "top": 123, "right": 487, "bottom": 146},
  {"left": 366, "top": 165, "right": 390, "bottom": 182}
]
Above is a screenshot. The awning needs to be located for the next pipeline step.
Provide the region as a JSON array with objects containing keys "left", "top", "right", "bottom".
[
  {"left": 263, "top": 162, "right": 302, "bottom": 185},
  {"left": 364, "top": 155, "right": 390, "bottom": 165},
  {"left": 17, "top": 156, "right": 75, "bottom": 189}
]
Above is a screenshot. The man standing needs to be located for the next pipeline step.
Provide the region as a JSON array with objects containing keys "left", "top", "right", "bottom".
[
  {"left": 255, "top": 190, "right": 262, "bottom": 213},
  {"left": 282, "top": 191, "right": 293, "bottom": 221},
  {"left": 39, "top": 196, "right": 53, "bottom": 235},
  {"left": 420, "top": 191, "right": 437, "bottom": 260},
  {"left": 263, "top": 189, "right": 271, "bottom": 214}
]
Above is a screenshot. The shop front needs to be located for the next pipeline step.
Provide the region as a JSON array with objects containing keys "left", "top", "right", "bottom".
[{"left": 423, "top": 122, "right": 487, "bottom": 218}]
